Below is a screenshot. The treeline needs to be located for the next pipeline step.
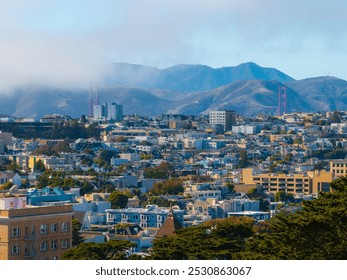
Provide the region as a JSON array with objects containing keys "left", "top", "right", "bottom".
[
  {"left": 0, "top": 121, "right": 100, "bottom": 139},
  {"left": 63, "top": 176, "right": 347, "bottom": 260}
]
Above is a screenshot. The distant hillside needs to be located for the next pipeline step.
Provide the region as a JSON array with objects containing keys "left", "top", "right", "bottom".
[
  {"left": 3, "top": 86, "right": 178, "bottom": 118},
  {"left": 103, "top": 62, "right": 294, "bottom": 92},
  {"left": 166, "top": 80, "right": 315, "bottom": 116},
  {"left": 285, "top": 76, "right": 347, "bottom": 112},
  {"left": 1, "top": 64, "right": 347, "bottom": 118}
]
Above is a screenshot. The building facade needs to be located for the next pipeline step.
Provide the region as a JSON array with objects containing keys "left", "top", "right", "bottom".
[
  {"left": 242, "top": 168, "right": 333, "bottom": 194},
  {"left": 209, "top": 110, "right": 235, "bottom": 132},
  {"left": 0, "top": 198, "right": 73, "bottom": 260},
  {"left": 330, "top": 160, "right": 347, "bottom": 177},
  {"left": 105, "top": 205, "right": 184, "bottom": 229}
]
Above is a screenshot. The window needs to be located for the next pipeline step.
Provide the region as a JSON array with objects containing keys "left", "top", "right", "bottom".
[
  {"left": 61, "top": 222, "right": 69, "bottom": 232},
  {"left": 11, "top": 227, "right": 21, "bottom": 237},
  {"left": 51, "top": 240, "right": 58, "bottom": 250},
  {"left": 40, "top": 224, "right": 48, "bottom": 235},
  {"left": 40, "top": 242, "right": 47, "bottom": 251},
  {"left": 51, "top": 223, "right": 58, "bottom": 233},
  {"left": 61, "top": 239, "right": 70, "bottom": 249},
  {"left": 31, "top": 225, "right": 35, "bottom": 235},
  {"left": 11, "top": 245, "right": 20, "bottom": 255}
]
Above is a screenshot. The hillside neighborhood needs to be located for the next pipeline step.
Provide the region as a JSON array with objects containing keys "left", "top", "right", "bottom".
[{"left": 1, "top": 108, "right": 347, "bottom": 259}]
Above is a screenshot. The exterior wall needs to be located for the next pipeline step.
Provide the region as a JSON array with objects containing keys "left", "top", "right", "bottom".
[
  {"left": 0, "top": 205, "right": 73, "bottom": 260},
  {"left": 242, "top": 168, "right": 333, "bottom": 195},
  {"left": 209, "top": 110, "right": 235, "bottom": 131},
  {"left": 106, "top": 206, "right": 184, "bottom": 229},
  {"left": 184, "top": 190, "right": 222, "bottom": 201},
  {"left": 311, "top": 170, "right": 334, "bottom": 193},
  {"left": 0, "top": 132, "right": 13, "bottom": 146},
  {"left": 330, "top": 160, "right": 347, "bottom": 177},
  {"left": 0, "top": 196, "right": 26, "bottom": 210}
]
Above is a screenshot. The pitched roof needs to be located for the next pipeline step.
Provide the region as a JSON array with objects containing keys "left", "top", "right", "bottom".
[{"left": 155, "top": 212, "right": 183, "bottom": 238}]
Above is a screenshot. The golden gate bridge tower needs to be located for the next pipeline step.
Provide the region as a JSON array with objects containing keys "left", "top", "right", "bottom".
[{"left": 276, "top": 86, "right": 287, "bottom": 116}]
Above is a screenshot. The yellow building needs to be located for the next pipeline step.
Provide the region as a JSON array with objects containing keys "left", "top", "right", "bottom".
[
  {"left": 242, "top": 168, "right": 333, "bottom": 195},
  {"left": 28, "top": 156, "right": 48, "bottom": 170},
  {"left": 0, "top": 196, "right": 73, "bottom": 260},
  {"left": 330, "top": 160, "right": 347, "bottom": 177}
]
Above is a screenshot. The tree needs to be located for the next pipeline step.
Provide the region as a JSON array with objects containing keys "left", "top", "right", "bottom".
[
  {"left": 274, "top": 191, "right": 294, "bottom": 202},
  {"left": 61, "top": 240, "right": 135, "bottom": 260},
  {"left": 143, "top": 162, "right": 175, "bottom": 179},
  {"left": 7, "top": 163, "right": 21, "bottom": 173},
  {"left": 225, "top": 182, "right": 235, "bottom": 194},
  {"left": 150, "top": 216, "right": 255, "bottom": 260},
  {"left": 72, "top": 218, "right": 84, "bottom": 247},
  {"left": 237, "top": 175, "right": 347, "bottom": 260},
  {"left": 34, "top": 159, "right": 46, "bottom": 172},
  {"left": 108, "top": 190, "right": 129, "bottom": 209},
  {"left": 143, "top": 197, "right": 178, "bottom": 208},
  {"left": 149, "top": 178, "right": 184, "bottom": 195},
  {"left": 238, "top": 150, "right": 249, "bottom": 168}
]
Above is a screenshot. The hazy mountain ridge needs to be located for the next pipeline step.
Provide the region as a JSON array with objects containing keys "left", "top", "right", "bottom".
[
  {"left": 104, "top": 62, "right": 294, "bottom": 92},
  {"left": 1, "top": 63, "right": 347, "bottom": 118}
]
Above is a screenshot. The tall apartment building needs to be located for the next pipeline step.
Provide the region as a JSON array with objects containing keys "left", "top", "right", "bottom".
[
  {"left": 0, "top": 195, "right": 73, "bottom": 260},
  {"left": 93, "top": 102, "right": 123, "bottom": 121},
  {"left": 242, "top": 168, "right": 333, "bottom": 194},
  {"left": 209, "top": 110, "right": 235, "bottom": 132}
]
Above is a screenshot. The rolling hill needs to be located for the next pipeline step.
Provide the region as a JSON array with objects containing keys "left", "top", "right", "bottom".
[{"left": 1, "top": 63, "right": 347, "bottom": 118}]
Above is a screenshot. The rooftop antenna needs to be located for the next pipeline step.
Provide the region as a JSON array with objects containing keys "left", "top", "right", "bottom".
[
  {"left": 88, "top": 87, "right": 93, "bottom": 117},
  {"left": 95, "top": 85, "right": 99, "bottom": 106}
]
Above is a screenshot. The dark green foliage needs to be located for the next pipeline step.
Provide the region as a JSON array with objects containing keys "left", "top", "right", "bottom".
[
  {"left": 108, "top": 190, "right": 129, "bottom": 209},
  {"left": 143, "top": 196, "right": 178, "bottom": 207},
  {"left": 32, "top": 142, "right": 72, "bottom": 156},
  {"left": 148, "top": 178, "right": 184, "bottom": 195},
  {"left": 237, "top": 176, "right": 347, "bottom": 260},
  {"left": 52, "top": 121, "right": 100, "bottom": 140},
  {"left": 150, "top": 217, "right": 255, "bottom": 260},
  {"left": 61, "top": 240, "right": 135, "bottom": 260},
  {"left": 72, "top": 218, "right": 84, "bottom": 247},
  {"left": 238, "top": 150, "right": 249, "bottom": 168},
  {"left": 274, "top": 191, "right": 294, "bottom": 202},
  {"left": 143, "top": 162, "right": 175, "bottom": 179},
  {"left": 37, "top": 171, "right": 78, "bottom": 189},
  {"left": 34, "top": 159, "right": 46, "bottom": 172},
  {"left": 309, "top": 148, "right": 347, "bottom": 160}
]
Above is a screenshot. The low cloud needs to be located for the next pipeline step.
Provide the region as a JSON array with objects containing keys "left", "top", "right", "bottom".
[{"left": 0, "top": 0, "right": 346, "bottom": 92}]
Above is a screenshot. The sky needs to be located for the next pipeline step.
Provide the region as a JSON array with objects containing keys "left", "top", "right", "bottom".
[{"left": 0, "top": 0, "right": 347, "bottom": 90}]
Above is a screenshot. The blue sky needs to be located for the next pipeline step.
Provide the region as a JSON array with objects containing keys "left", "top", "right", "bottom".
[{"left": 0, "top": 0, "right": 346, "bottom": 89}]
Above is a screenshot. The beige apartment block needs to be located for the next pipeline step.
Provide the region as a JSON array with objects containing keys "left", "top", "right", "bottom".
[
  {"left": 330, "top": 160, "right": 347, "bottom": 177},
  {"left": 0, "top": 204, "right": 73, "bottom": 260},
  {"left": 242, "top": 168, "right": 333, "bottom": 195}
]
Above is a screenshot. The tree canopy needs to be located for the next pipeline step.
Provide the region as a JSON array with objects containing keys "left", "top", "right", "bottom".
[
  {"left": 61, "top": 240, "right": 135, "bottom": 260},
  {"left": 108, "top": 190, "right": 129, "bottom": 209},
  {"left": 237, "top": 175, "right": 347, "bottom": 260},
  {"left": 149, "top": 216, "right": 255, "bottom": 260},
  {"left": 143, "top": 162, "right": 175, "bottom": 179},
  {"left": 72, "top": 218, "right": 84, "bottom": 247},
  {"left": 148, "top": 178, "right": 184, "bottom": 196},
  {"left": 149, "top": 176, "right": 347, "bottom": 260}
]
